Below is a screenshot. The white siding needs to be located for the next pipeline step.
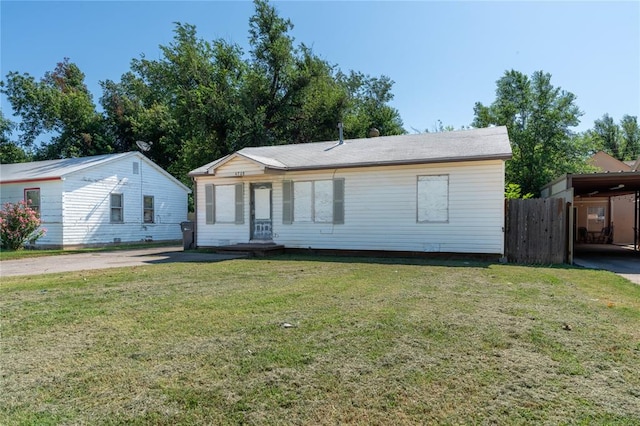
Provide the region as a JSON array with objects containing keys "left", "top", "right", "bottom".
[
  {"left": 0, "top": 181, "right": 64, "bottom": 246},
  {"left": 214, "top": 157, "right": 264, "bottom": 177},
  {"left": 60, "top": 156, "right": 189, "bottom": 245},
  {"left": 194, "top": 178, "right": 251, "bottom": 246},
  {"left": 195, "top": 160, "right": 506, "bottom": 254},
  {"left": 551, "top": 179, "right": 568, "bottom": 196}
]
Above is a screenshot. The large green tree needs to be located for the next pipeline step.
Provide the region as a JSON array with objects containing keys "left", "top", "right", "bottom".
[
  {"left": 589, "top": 113, "right": 639, "bottom": 161},
  {"left": 0, "top": 111, "right": 29, "bottom": 163},
  {"left": 2, "top": 58, "right": 112, "bottom": 159},
  {"left": 591, "top": 113, "right": 620, "bottom": 159},
  {"left": 472, "top": 70, "right": 585, "bottom": 196},
  {"left": 102, "top": 0, "right": 404, "bottom": 181},
  {"left": 101, "top": 23, "right": 245, "bottom": 179},
  {"left": 339, "top": 71, "right": 405, "bottom": 139},
  {"left": 4, "top": 0, "right": 404, "bottom": 179},
  {"left": 620, "top": 115, "right": 640, "bottom": 161}
]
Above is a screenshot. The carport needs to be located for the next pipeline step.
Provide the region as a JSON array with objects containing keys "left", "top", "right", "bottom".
[{"left": 542, "top": 171, "right": 640, "bottom": 262}]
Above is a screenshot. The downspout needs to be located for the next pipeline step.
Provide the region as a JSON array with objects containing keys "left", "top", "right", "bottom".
[
  {"left": 607, "top": 195, "right": 612, "bottom": 243},
  {"left": 192, "top": 176, "right": 198, "bottom": 249},
  {"left": 635, "top": 190, "right": 639, "bottom": 252}
]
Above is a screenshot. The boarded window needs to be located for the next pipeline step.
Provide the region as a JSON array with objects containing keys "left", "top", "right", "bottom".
[
  {"left": 110, "top": 193, "right": 123, "bottom": 223},
  {"left": 294, "top": 181, "right": 313, "bottom": 222},
  {"left": 285, "top": 179, "right": 344, "bottom": 224},
  {"left": 204, "top": 183, "right": 244, "bottom": 225},
  {"left": 215, "top": 184, "right": 236, "bottom": 223},
  {"left": 314, "top": 180, "right": 333, "bottom": 223},
  {"left": 143, "top": 195, "right": 154, "bottom": 223},
  {"left": 417, "top": 175, "right": 449, "bottom": 222}
]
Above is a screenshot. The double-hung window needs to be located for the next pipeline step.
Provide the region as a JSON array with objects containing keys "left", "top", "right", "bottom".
[
  {"left": 24, "top": 188, "right": 41, "bottom": 216},
  {"left": 110, "top": 193, "right": 124, "bottom": 223},
  {"left": 143, "top": 195, "right": 154, "bottom": 223}
]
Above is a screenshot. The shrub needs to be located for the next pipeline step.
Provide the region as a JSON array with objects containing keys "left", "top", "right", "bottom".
[
  {"left": 0, "top": 200, "right": 46, "bottom": 250},
  {"left": 505, "top": 183, "right": 534, "bottom": 199}
]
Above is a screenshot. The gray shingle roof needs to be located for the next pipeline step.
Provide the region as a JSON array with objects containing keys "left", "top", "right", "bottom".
[
  {"left": 1, "top": 152, "right": 191, "bottom": 193},
  {"left": 189, "top": 126, "right": 512, "bottom": 176},
  {"left": 1, "top": 153, "right": 135, "bottom": 183}
]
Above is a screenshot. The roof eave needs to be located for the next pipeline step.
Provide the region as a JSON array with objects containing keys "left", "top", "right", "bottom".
[
  {"left": 264, "top": 153, "right": 513, "bottom": 173},
  {"left": 0, "top": 176, "right": 63, "bottom": 185}
]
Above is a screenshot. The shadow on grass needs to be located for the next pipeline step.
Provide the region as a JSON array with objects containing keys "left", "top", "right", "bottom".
[
  {"left": 0, "top": 241, "right": 180, "bottom": 261},
  {"left": 184, "top": 248, "right": 585, "bottom": 271}
]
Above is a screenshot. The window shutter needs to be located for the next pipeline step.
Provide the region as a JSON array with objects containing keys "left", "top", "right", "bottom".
[
  {"left": 282, "top": 180, "right": 293, "bottom": 224},
  {"left": 333, "top": 178, "right": 345, "bottom": 224},
  {"left": 235, "top": 183, "right": 244, "bottom": 224},
  {"left": 205, "top": 184, "right": 215, "bottom": 224}
]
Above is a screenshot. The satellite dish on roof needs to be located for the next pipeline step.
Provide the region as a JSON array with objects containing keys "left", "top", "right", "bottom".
[{"left": 136, "top": 140, "right": 152, "bottom": 152}]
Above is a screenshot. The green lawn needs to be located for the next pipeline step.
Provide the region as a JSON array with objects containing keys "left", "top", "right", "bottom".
[
  {"left": 0, "top": 241, "right": 178, "bottom": 261},
  {"left": 1, "top": 256, "right": 639, "bottom": 425}
]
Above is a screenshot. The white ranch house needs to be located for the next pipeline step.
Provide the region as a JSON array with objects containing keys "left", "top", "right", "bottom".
[
  {"left": 189, "top": 126, "right": 512, "bottom": 256},
  {"left": 1, "top": 152, "right": 190, "bottom": 248}
]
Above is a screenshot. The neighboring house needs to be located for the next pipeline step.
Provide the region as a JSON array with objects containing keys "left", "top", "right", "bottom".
[
  {"left": 188, "top": 126, "right": 512, "bottom": 256},
  {"left": 1, "top": 152, "right": 191, "bottom": 248},
  {"left": 583, "top": 151, "right": 637, "bottom": 244},
  {"left": 542, "top": 151, "right": 640, "bottom": 246}
]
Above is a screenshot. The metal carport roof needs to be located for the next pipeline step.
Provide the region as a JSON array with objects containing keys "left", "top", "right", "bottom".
[{"left": 568, "top": 172, "right": 640, "bottom": 197}]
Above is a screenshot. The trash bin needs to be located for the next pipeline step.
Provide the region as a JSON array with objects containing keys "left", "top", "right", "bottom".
[{"left": 180, "top": 221, "right": 194, "bottom": 250}]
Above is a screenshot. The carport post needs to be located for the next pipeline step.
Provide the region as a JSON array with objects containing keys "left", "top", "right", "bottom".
[{"left": 635, "top": 190, "right": 639, "bottom": 252}]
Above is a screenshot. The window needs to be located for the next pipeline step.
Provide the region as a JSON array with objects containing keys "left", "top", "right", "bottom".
[
  {"left": 282, "top": 179, "right": 344, "bottom": 224},
  {"left": 204, "top": 183, "right": 244, "bottom": 224},
  {"left": 294, "top": 181, "right": 313, "bottom": 222},
  {"left": 143, "top": 195, "right": 154, "bottom": 223},
  {"left": 314, "top": 180, "right": 333, "bottom": 223},
  {"left": 133, "top": 162, "right": 139, "bottom": 175},
  {"left": 587, "top": 206, "right": 605, "bottom": 231},
  {"left": 24, "top": 188, "right": 40, "bottom": 215},
  {"left": 417, "top": 175, "right": 449, "bottom": 223},
  {"left": 110, "top": 193, "right": 123, "bottom": 223}
]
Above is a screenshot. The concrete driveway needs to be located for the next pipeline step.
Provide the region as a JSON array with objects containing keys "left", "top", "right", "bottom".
[
  {"left": 573, "top": 245, "right": 640, "bottom": 285},
  {"left": 0, "top": 246, "right": 244, "bottom": 277}
]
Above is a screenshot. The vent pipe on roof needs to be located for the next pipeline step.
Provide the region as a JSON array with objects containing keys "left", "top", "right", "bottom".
[{"left": 324, "top": 123, "right": 345, "bottom": 151}]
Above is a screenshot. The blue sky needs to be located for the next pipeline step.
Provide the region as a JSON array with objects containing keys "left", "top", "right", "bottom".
[{"left": 1, "top": 1, "right": 639, "bottom": 136}]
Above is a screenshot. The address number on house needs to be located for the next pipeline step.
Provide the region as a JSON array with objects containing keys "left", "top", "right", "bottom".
[{"left": 234, "top": 171, "right": 245, "bottom": 176}]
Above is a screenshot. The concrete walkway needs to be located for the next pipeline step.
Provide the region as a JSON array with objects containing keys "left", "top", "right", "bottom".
[
  {"left": 573, "top": 244, "right": 640, "bottom": 285},
  {"left": 0, "top": 246, "right": 244, "bottom": 278}
]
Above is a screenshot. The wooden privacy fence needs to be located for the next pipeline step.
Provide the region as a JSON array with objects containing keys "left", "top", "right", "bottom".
[{"left": 505, "top": 198, "right": 569, "bottom": 264}]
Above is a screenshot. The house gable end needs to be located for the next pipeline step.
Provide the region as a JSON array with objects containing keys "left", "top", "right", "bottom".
[
  {"left": 62, "top": 152, "right": 190, "bottom": 194},
  {"left": 210, "top": 155, "right": 267, "bottom": 178},
  {"left": 589, "top": 151, "right": 632, "bottom": 172}
]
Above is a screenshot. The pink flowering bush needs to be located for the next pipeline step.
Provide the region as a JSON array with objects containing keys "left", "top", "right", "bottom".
[{"left": 0, "top": 200, "right": 47, "bottom": 250}]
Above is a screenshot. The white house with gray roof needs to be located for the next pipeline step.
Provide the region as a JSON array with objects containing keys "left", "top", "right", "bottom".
[
  {"left": 189, "top": 126, "right": 512, "bottom": 256},
  {"left": 1, "top": 152, "right": 190, "bottom": 248}
]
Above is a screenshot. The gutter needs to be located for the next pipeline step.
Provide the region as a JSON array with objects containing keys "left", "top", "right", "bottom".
[
  {"left": 188, "top": 153, "right": 513, "bottom": 177},
  {"left": 0, "top": 176, "right": 63, "bottom": 184}
]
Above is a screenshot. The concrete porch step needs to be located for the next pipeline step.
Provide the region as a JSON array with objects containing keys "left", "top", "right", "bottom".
[{"left": 214, "top": 243, "right": 285, "bottom": 257}]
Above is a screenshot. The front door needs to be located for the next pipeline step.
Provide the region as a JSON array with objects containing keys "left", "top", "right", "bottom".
[{"left": 250, "top": 183, "right": 273, "bottom": 241}]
